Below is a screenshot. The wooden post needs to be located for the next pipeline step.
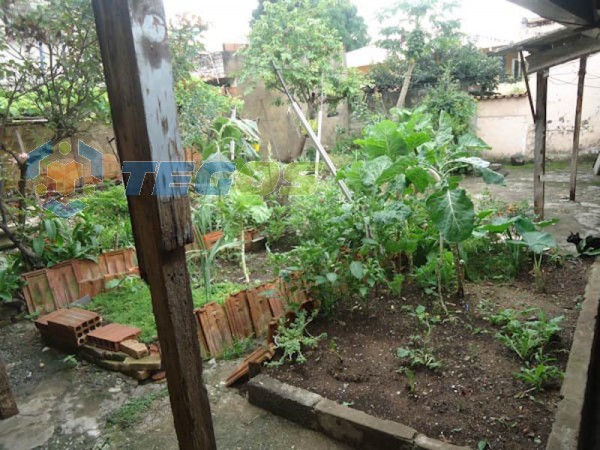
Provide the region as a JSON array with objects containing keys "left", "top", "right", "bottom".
[
  {"left": 91, "top": 2, "right": 217, "bottom": 449},
  {"left": 534, "top": 69, "right": 549, "bottom": 219},
  {"left": 0, "top": 358, "right": 18, "bottom": 419},
  {"left": 520, "top": 51, "right": 536, "bottom": 123},
  {"left": 570, "top": 56, "right": 587, "bottom": 201}
]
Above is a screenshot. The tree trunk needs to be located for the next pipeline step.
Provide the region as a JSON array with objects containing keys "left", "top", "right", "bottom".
[
  {"left": 289, "top": 102, "right": 316, "bottom": 161},
  {"left": 0, "top": 181, "right": 44, "bottom": 271},
  {"left": 0, "top": 358, "right": 18, "bottom": 420},
  {"left": 396, "top": 60, "right": 416, "bottom": 109},
  {"left": 17, "top": 163, "right": 27, "bottom": 230}
]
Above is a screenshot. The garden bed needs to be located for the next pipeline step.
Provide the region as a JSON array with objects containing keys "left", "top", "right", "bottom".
[{"left": 264, "top": 258, "right": 593, "bottom": 449}]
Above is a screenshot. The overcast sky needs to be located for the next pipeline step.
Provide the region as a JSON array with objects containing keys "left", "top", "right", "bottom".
[{"left": 164, "top": 0, "right": 537, "bottom": 51}]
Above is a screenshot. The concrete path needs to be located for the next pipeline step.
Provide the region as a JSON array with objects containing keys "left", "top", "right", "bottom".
[
  {"left": 461, "top": 162, "right": 600, "bottom": 252},
  {"left": 0, "top": 322, "right": 348, "bottom": 450}
]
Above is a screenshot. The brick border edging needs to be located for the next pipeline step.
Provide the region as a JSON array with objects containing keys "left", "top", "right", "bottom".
[
  {"left": 246, "top": 374, "right": 470, "bottom": 450},
  {"left": 546, "top": 259, "right": 600, "bottom": 450}
]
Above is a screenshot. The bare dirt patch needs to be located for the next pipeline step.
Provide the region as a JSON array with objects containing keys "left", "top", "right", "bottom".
[{"left": 266, "top": 257, "right": 593, "bottom": 449}]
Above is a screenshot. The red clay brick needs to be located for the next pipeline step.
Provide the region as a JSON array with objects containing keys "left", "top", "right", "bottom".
[
  {"left": 247, "top": 286, "right": 274, "bottom": 336},
  {"left": 224, "top": 291, "right": 254, "bottom": 340},
  {"left": 22, "top": 269, "right": 56, "bottom": 314},
  {"left": 195, "top": 303, "right": 233, "bottom": 357},
  {"left": 86, "top": 323, "right": 141, "bottom": 351}
]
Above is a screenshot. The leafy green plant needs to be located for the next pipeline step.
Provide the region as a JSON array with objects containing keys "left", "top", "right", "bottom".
[
  {"left": 31, "top": 212, "right": 102, "bottom": 267},
  {"left": 476, "top": 214, "right": 558, "bottom": 292},
  {"left": 414, "top": 251, "right": 455, "bottom": 296},
  {"left": 105, "top": 275, "right": 144, "bottom": 293},
  {"left": 408, "top": 304, "right": 440, "bottom": 337},
  {"left": 88, "top": 276, "right": 242, "bottom": 342},
  {"left": 219, "top": 192, "right": 271, "bottom": 283},
  {"left": 389, "top": 274, "right": 405, "bottom": 296},
  {"left": 221, "top": 338, "right": 257, "bottom": 360},
  {"left": 188, "top": 198, "right": 240, "bottom": 301},
  {"left": 422, "top": 73, "right": 476, "bottom": 136},
  {"left": 268, "top": 311, "right": 326, "bottom": 366},
  {"left": 62, "top": 354, "right": 79, "bottom": 368},
  {"left": 83, "top": 183, "right": 133, "bottom": 250},
  {"left": 0, "top": 259, "right": 24, "bottom": 302},
  {"left": 396, "top": 346, "right": 441, "bottom": 371},
  {"left": 515, "top": 361, "right": 563, "bottom": 391},
  {"left": 493, "top": 309, "right": 563, "bottom": 362}
]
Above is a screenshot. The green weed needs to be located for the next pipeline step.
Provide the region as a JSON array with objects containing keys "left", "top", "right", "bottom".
[
  {"left": 87, "top": 277, "right": 242, "bottom": 342},
  {"left": 106, "top": 389, "right": 168, "bottom": 428}
]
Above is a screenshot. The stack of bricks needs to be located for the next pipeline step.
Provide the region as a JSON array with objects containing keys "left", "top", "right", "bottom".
[
  {"left": 34, "top": 309, "right": 163, "bottom": 382},
  {"left": 34, "top": 308, "right": 101, "bottom": 350}
]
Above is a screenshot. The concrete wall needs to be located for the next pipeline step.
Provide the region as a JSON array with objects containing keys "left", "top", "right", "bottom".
[
  {"left": 222, "top": 49, "right": 349, "bottom": 162},
  {"left": 476, "top": 53, "right": 600, "bottom": 161},
  {"left": 2, "top": 122, "right": 121, "bottom": 190}
]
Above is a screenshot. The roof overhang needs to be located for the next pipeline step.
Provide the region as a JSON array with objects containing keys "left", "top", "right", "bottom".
[
  {"left": 508, "top": 0, "right": 599, "bottom": 27},
  {"left": 494, "top": 27, "right": 600, "bottom": 72}
]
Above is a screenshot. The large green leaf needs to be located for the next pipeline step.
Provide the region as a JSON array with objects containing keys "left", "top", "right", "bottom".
[
  {"left": 349, "top": 261, "right": 364, "bottom": 280},
  {"left": 455, "top": 157, "right": 505, "bottom": 185},
  {"left": 521, "top": 231, "right": 557, "bottom": 254},
  {"left": 458, "top": 133, "right": 490, "bottom": 150},
  {"left": 362, "top": 156, "right": 393, "bottom": 187},
  {"left": 480, "top": 167, "right": 505, "bottom": 185},
  {"left": 355, "top": 120, "right": 406, "bottom": 158},
  {"left": 426, "top": 188, "right": 475, "bottom": 243},
  {"left": 406, "top": 166, "right": 432, "bottom": 192},
  {"left": 372, "top": 203, "right": 412, "bottom": 224}
]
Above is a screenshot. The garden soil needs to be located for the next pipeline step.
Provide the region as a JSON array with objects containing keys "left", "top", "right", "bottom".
[{"left": 266, "top": 257, "right": 593, "bottom": 449}]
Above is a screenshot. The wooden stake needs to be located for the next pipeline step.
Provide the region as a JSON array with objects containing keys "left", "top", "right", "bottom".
[
  {"left": 534, "top": 70, "right": 549, "bottom": 219},
  {"left": 0, "top": 358, "right": 18, "bottom": 419},
  {"left": 570, "top": 56, "right": 587, "bottom": 201},
  {"left": 520, "top": 51, "right": 536, "bottom": 123},
  {"left": 91, "top": 2, "right": 216, "bottom": 449}
]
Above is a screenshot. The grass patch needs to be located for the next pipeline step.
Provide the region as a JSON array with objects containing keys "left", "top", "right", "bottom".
[
  {"left": 107, "top": 388, "right": 168, "bottom": 428},
  {"left": 87, "top": 276, "right": 244, "bottom": 342},
  {"left": 221, "top": 337, "right": 257, "bottom": 360}
]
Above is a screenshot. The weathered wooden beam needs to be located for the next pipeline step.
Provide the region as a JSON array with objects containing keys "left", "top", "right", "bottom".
[
  {"left": 0, "top": 358, "right": 18, "bottom": 419},
  {"left": 534, "top": 70, "right": 549, "bottom": 219},
  {"left": 526, "top": 36, "right": 600, "bottom": 74},
  {"left": 520, "top": 51, "right": 536, "bottom": 123},
  {"left": 570, "top": 56, "right": 587, "bottom": 202},
  {"left": 91, "top": 2, "right": 216, "bottom": 449}
]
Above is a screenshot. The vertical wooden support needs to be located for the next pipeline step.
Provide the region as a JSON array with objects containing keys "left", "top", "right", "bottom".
[
  {"left": 520, "top": 51, "right": 536, "bottom": 123},
  {"left": 91, "top": 2, "right": 217, "bottom": 449},
  {"left": 534, "top": 70, "right": 549, "bottom": 219},
  {"left": 570, "top": 56, "right": 587, "bottom": 202},
  {"left": 0, "top": 358, "right": 18, "bottom": 419}
]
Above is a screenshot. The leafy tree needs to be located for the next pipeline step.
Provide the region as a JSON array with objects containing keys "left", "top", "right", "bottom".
[
  {"left": 251, "top": 0, "right": 369, "bottom": 51},
  {"left": 421, "top": 73, "right": 476, "bottom": 136},
  {"left": 377, "top": 0, "right": 462, "bottom": 108},
  {"left": 0, "top": 0, "right": 107, "bottom": 270},
  {"left": 169, "top": 15, "right": 241, "bottom": 149},
  {"left": 371, "top": 42, "right": 502, "bottom": 94},
  {"left": 241, "top": 0, "right": 368, "bottom": 160}
]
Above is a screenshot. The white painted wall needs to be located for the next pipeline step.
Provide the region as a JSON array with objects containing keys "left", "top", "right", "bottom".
[{"left": 476, "top": 53, "right": 600, "bottom": 161}]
